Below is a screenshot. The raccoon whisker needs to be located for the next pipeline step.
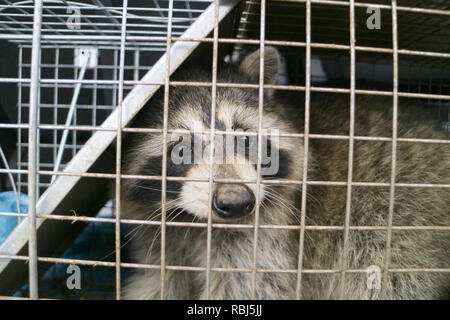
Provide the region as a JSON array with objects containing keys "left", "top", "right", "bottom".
[
  {"left": 144, "top": 212, "right": 182, "bottom": 265},
  {"left": 123, "top": 198, "right": 184, "bottom": 253},
  {"left": 269, "top": 190, "right": 317, "bottom": 230},
  {"left": 147, "top": 200, "right": 182, "bottom": 220},
  {"left": 125, "top": 200, "right": 180, "bottom": 237},
  {"left": 306, "top": 193, "right": 321, "bottom": 211},
  {"left": 262, "top": 195, "right": 293, "bottom": 218},
  {"left": 262, "top": 193, "right": 315, "bottom": 244},
  {"left": 263, "top": 191, "right": 301, "bottom": 224},
  {"left": 266, "top": 183, "right": 302, "bottom": 190},
  {"left": 143, "top": 207, "right": 185, "bottom": 266},
  {"left": 143, "top": 199, "right": 199, "bottom": 264},
  {"left": 265, "top": 188, "right": 300, "bottom": 213},
  {"left": 97, "top": 200, "right": 185, "bottom": 262},
  {"left": 272, "top": 184, "right": 322, "bottom": 210},
  {"left": 97, "top": 200, "right": 180, "bottom": 262},
  {"left": 264, "top": 187, "right": 319, "bottom": 226},
  {"left": 266, "top": 184, "right": 299, "bottom": 195},
  {"left": 143, "top": 209, "right": 189, "bottom": 280},
  {"left": 268, "top": 192, "right": 299, "bottom": 214},
  {"left": 145, "top": 227, "right": 162, "bottom": 266},
  {"left": 260, "top": 201, "right": 270, "bottom": 213},
  {"left": 265, "top": 184, "right": 307, "bottom": 199},
  {"left": 167, "top": 207, "right": 187, "bottom": 222},
  {"left": 267, "top": 184, "right": 321, "bottom": 209},
  {"left": 144, "top": 198, "right": 198, "bottom": 227},
  {"left": 184, "top": 214, "right": 199, "bottom": 241},
  {"left": 265, "top": 186, "right": 319, "bottom": 224},
  {"left": 182, "top": 217, "right": 194, "bottom": 242},
  {"left": 134, "top": 185, "right": 182, "bottom": 194}
]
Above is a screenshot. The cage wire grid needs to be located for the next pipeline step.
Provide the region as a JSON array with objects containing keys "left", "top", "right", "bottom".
[{"left": 0, "top": 0, "right": 448, "bottom": 299}]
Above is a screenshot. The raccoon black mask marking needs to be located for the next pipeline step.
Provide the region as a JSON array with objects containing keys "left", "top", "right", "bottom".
[{"left": 121, "top": 46, "right": 303, "bottom": 224}]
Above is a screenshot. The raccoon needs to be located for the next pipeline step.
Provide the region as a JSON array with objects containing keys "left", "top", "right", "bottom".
[{"left": 120, "top": 47, "right": 450, "bottom": 299}]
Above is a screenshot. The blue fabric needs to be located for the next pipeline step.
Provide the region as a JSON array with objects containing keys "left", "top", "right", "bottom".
[
  {"left": 38, "top": 211, "right": 124, "bottom": 299},
  {"left": 12, "top": 209, "right": 129, "bottom": 299},
  {"left": 0, "top": 192, "right": 128, "bottom": 299},
  {"left": 0, "top": 191, "right": 28, "bottom": 245}
]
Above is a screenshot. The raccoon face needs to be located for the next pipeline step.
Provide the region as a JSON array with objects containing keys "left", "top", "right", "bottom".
[{"left": 122, "top": 47, "right": 303, "bottom": 223}]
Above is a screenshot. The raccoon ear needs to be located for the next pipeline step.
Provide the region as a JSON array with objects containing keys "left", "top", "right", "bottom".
[{"left": 239, "top": 46, "right": 280, "bottom": 85}]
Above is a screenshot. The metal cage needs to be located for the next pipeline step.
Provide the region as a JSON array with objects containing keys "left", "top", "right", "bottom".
[{"left": 0, "top": 0, "right": 449, "bottom": 299}]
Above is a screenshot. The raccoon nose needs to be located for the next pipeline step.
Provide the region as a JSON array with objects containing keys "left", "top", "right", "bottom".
[{"left": 213, "top": 184, "right": 255, "bottom": 219}]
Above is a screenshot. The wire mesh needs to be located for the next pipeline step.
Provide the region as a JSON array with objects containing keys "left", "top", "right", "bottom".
[{"left": 0, "top": 0, "right": 449, "bottom": 300}]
